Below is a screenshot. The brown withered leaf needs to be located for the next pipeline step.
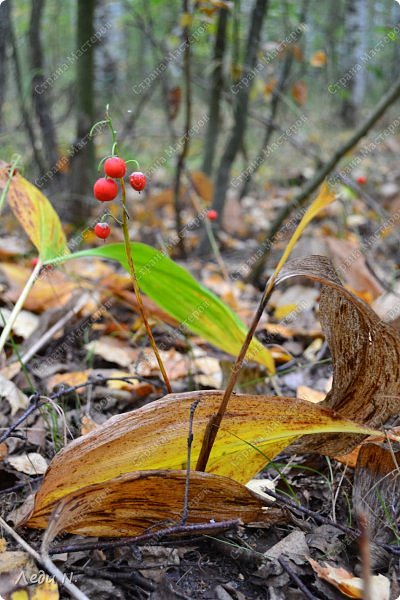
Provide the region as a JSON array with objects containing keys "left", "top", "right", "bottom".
[
  {"left": 20, "top": 390, "right": 374, "bottom": 528},
  {"left": 274, "top": 256, "right": 400, "bottom": 456},
  {"left": 28, "top": 470, "right": 282, "bottom": 537},
  {"left": 353, "top": 443, "right": 400, "bottom": 570}
]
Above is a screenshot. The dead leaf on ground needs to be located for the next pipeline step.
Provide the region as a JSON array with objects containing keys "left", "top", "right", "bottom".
[
  {"left": 26, "top": 470, "right": 283, "bottom": 537},
  {"left": 0, "top": 374, "right": 28, "bottom": 415},
  {"left": 308, "top": 558, "right": 390, "bottom": 599},
  {"left": 7, "top": 452, "right": 48, "bottom": 475},
  {"left": 296, "top": 385, "right": 325, "bottom": 404},
  {"left": 21, "top": 390, "right": 375, "bottom": 527},
  {"left": 326, "top": 237, "right": 384, "bottom": 300},
  {"left": 291, "top": 80, "right": 307, "bottom": 105},
  {"left": 0, "top": 263, "right": 76, "bottom": 312},
  {"left": 0, "top": 308, "right": 39, "bottom": 339}
]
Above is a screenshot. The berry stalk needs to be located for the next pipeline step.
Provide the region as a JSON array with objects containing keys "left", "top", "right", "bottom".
[{"left": 119, "top": 176, "right": 172, "bottom": 393}]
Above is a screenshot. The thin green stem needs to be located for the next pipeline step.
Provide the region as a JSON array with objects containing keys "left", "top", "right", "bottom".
[{"left": 119, "top": 178, "right": 172, "bottom": 393}]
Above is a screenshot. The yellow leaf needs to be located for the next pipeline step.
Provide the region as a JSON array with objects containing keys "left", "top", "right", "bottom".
[
  {"left": 180, "top": 12, "right": 193, "bottom": 27},
  {"left": 0, "top": 161, "right": 69, "bottom": 262},
  {"left": 22, "top": 390, "right": 376, "bottom": 526},
  {"left": 273, "top": 303, "right": 298, "bottom": 320},
  {"left": 310, "top": 50, "right": 327, "bottom": 67},
  {"left": 272, "top": 182, "right": 335, "bottom": 280}
]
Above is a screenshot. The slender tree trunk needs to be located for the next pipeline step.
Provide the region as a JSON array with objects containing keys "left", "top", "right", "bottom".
[
  {"left": 199, "top": 0, "right": 269, "bottom": 253},
  {"left": 69, "top": 0, "right": 96, "bottom": 223},
  {"left": 341, "top": 0, "right": 368, "bottom": 126},
  {"left": 7, "top": 0, "right": 47, "bottom": 174},
  {"left": 0, "top": 1, "right": 10, "bottom": 129},
  {"left": 172, "top": 0, "right": 192, "bottom": 257},
  {"left": 202, "top": 6, "right": 229, "bottom": 176},
  {"left": 29, "top": 0, "right": 59, "bottom": 170}
]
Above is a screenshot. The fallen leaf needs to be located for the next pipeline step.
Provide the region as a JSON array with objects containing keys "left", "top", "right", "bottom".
[
  {"left": 296, "top": 385, "right": 325, "bottom": 404},
  {"left": 26, "top": 470, "right": 282, "bottom": 537},
  {"left": 0, "top": 263, "right": 76, "bottom": 312},
  {"left": 30, "top": 577, "right": 59, "bottom": 599},
  {"left": 7, "top": 453, "right": 48, "bottom": 476},
  {"left": 310, "top": 50, "right": 326, "bottom": 67},
  {"left": 309, "top": 558, "right": 390, "bottom": 599},
  {"left": 190, "top": 170, "right": 213, "bottom": 203},
  {"left": 80, "top": 415, "right": 99, "bottom": 436},
  {"left": 0, "top": 443, "right": 8, "bottom": 461},
  {"left": 326, "top": 237, "right": 384, "bottom": 300},
  {"left": 291, "top": 80, "right": 307, "bottom": 105},
  {"left": 0, "top": 375, "right": 28, "bottom": 415},
  {"left": 22, "top": 390, "right": 375, "bottom": 526},
  {"left": 0, "top": 308, "right": 39, "bottom": 339}
]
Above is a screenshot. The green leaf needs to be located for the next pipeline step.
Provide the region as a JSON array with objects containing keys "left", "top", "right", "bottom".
[{"left": 49, "top": 242, "right": 275, "bottom": 372}]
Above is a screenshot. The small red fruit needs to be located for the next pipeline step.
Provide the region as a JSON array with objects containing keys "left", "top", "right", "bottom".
[
  {"left": 207, "top": 209, "right": 218, "bottom": 221},
  {"left": 93, "top": 177, "right": 119, "bottom": 202},
  {"left": 129, "top": 171, "right": 146, "bottom": 191},
  {"left": 104, "top": 157, "right": 126, "bottom": 179},
  {"left": 94, "top": 222, "right": 111, "bottom": 239},
  {"left": 356, "top": 175, "right": 367, "bottom": 185},
  {"left": 31, "top": 257, "right": 39, "bottom": 267}
]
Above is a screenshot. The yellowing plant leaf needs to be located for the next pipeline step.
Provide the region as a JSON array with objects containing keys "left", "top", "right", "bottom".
[
  {"left": 272, "top": 182, "right": 335, "bottom": 279},
  {"left": 308, "top": 559, "right": 390, "bottom": 599},
  {"left": 310, "top": 50, "right": 327, "bottom": 67},
  {"left": 22, "top": 390, "right": 376, "bottom": 527},
  {"left": 29, "top": 470, "right": 282, "bottom": 537},
  {"left": 0, "top": 161, "right": 69, "bottom": 262}
]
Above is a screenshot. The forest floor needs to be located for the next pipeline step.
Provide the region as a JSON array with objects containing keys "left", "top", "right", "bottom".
[{"left": 0, "top": 139, "right": 400, "bottom": 599}]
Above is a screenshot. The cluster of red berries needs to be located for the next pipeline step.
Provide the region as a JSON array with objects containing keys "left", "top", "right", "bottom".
[{"left": 93, "top": 157, "right": 147, "bottom": 239}]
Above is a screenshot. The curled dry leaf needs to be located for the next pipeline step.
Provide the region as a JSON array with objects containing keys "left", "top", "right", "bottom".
[
  {"left": 353, "top": 443, "right": 400, "bottom": 570},
  {"left": 308, "top": 558, "right": 390, "bottom": 599},
  {"left": 28, "top": 470, "right": 282, "bottom": 537},
  {"left": 274, "top": 256, "right": 400, "bottom": 456},
  {"left": 21, "top": 390, "right": 375, "bottom": 528}
]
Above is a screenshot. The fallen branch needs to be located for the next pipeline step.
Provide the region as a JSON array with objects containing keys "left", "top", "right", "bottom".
[{"left": 49, "top": 518, "right": 241, "bottom": 555}]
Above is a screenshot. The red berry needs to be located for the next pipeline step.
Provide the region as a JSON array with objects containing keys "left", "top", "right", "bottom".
[
  {"left": 129, "top": 171, "right": 146, "bottom": 191},
  {"left": 93, "top": 178, "right": 119, "bottom": 202},
  {"left": 31, "top": 257, "right": 39, "bottom": 267},
  {"left": 356, "top": 175, "right": 367, "bottom": 185},
  {"left": 104, "top": 157, "right": 126, "bottom": 179},
  {"left": 94, "top": 222, "right": 111, "bottom": 239},
  {"left": 207, "top": 209, "right": 218, "bottom": 221}
]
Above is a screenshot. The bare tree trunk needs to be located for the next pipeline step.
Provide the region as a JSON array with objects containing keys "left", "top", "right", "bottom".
[
  {"left": 7, "top": 0, "right": 47, "bottom": 174},
  {"left": 0, "top": 1, "right": 10, "bottom": 130},
  {"left": 199, "top": 0, "right": 269, "bottom": 254},
  {"left": 341, "top": 0, "right": 368, "bottom": 126},
  {"left": 29, "top": 0, "right": 59, "bottom": 170},
  {"left": 69, "top": 0, "right": 96, "bottom": 223},
  {"left": 202, "top": 6, "right": 229, "bottom": 176},
  {"left": 172, "top": 0, "right": 192, "bottom": 257}
]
